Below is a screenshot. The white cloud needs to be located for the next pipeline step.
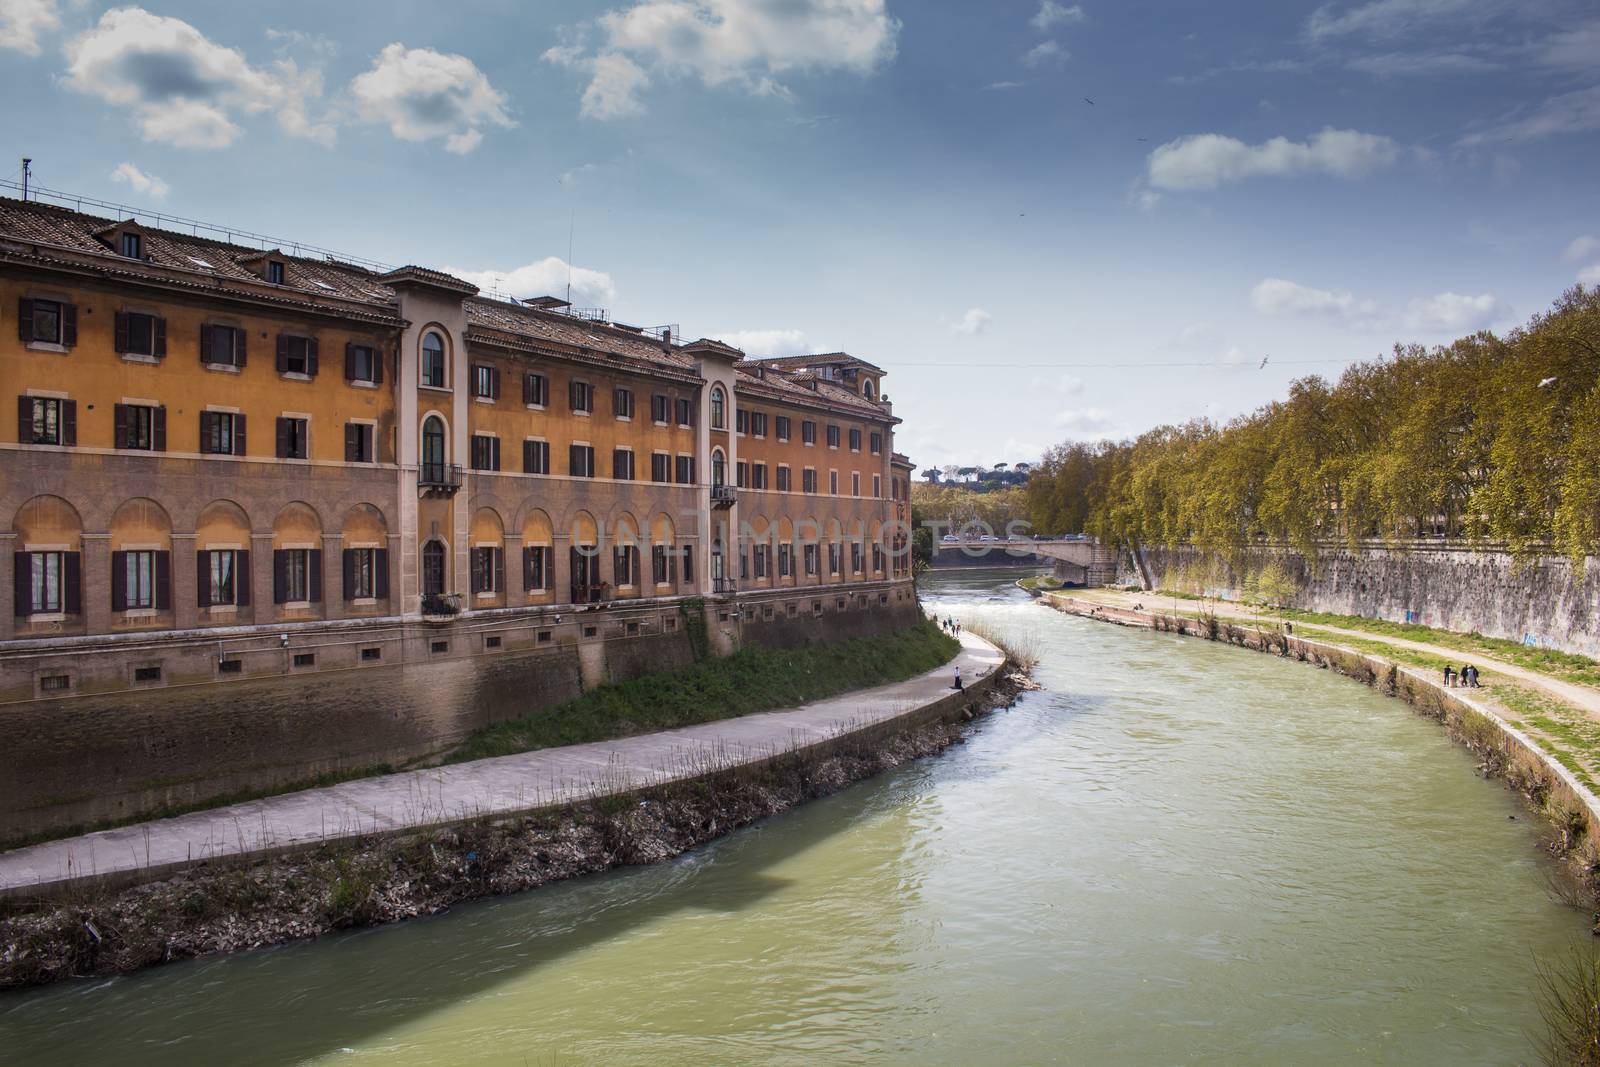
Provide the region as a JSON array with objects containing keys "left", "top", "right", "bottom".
[
  {"left": 110, "top": 162, "right": 170, "bottom": 201},
  {"left": 0, "top": 0, "right": 57, "bottom": 55},
  {"left": 1022, "top": 40, "right": 1064, "bottom": 67},
  {"left": 1147, "top": 127, "right": 1400, "bottom": 190},
  {"left": 1540, "top": 21, "right": 1600, "bottom": 70},
  {"left": 1051, "top": 406, "right": 1119, "bottom": 439},
  {"left": 1031, "top": 1, "right": 1085, "bottom": 32},
  {"left": 1563, "top": 236, "right": 1600, "bottom": 263},
  {"left": 63, "top": 7, "right": 334, "bottom": 148},
  {"left": 446, "top": 258, "right": 617, "bottom": 309},
  {"left": 1347, "top": 51, "right": 1499, "bottom": 76},
  {"left": 1579, "top": 264, "right": 1600, "bottom": 287},
  {"left": 1460, "top": 85, "right": 1600, "bottom": 146},
  {"left": 1250, "top": 278, "right": 1379, "bottom": 322},
  {"left": 351, "top": 43, "right": 514, "bottom": 154},
  {"left": 546, "top": 0, "right": 899, "bottom": 119},
  {"left": 1307, "top": 0, "right": 1487, "bottom": 41},
  {"left": 1402, "top": 291, "right": 1508, "bottom": 332},
  {"left": 714, "top": 328, "right": 810, "bottom": 357},
  {"left": 578, "top": 52, "right": 651, "bottom": 121},
  {"left": 983, "top": 80, "right": 1023, "bottom": 90},
  {"left": 952, "top": 308, "right": 991, "bottom": 336}
]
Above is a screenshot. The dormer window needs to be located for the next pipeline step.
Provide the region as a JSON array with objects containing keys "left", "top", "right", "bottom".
[
  {"left": 120, "top": 232, "right": 142, "bottom": 259},
  {"left": 267, "top": 261, "right": 285, "bottom": 284}
]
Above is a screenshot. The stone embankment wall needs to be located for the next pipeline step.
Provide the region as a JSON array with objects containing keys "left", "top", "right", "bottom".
[
  {"left": 1123, "top": 542, "right": 1600, "bottom": 659},
  {"left": 0, "top": 587, "right": 923, "bottom": 841}
]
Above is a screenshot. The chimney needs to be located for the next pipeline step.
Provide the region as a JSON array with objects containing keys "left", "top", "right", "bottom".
[{"left": 660, "top": 326, "right": 671, "bottom": 352}]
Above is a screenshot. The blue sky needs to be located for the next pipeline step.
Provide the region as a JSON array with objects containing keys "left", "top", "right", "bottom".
[{"left": 2, "top": 0, "right": 1597, "bottom": 472}]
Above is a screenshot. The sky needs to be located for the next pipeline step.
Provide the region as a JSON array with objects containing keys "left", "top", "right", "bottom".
[{"left": 1, "top": 0, "right": 1597, "bottom": 474}]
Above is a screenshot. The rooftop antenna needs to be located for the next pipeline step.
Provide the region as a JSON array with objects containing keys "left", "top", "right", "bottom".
[{"left": 20, "top": 158, "right": 31, "bottom": 202}]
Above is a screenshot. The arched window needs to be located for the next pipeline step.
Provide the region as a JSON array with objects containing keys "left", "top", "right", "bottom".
[
  {"left": 421, "top": 331, "right": 446, "bottom": 389},
  {"left": 421, "top": 415, "right": 446, "bottom": 483},
  {"left": 863, "top": 378, "right": 876, "bottom": 400},
  {"left": 710, "top": 385, "right": 726, "bottom": 429},
  {"left": 711, "top": 448, "right": 727, "bottom": 487},
  {"left": 421, "top": 540, "right": 446, "bottom": 597}
]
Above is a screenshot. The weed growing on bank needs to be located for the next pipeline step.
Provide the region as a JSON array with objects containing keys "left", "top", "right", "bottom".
[
  {"left": 1536, "top": 943, "right": 1600, "bottom": 1067},
  {"left": 448, "top": 621, "right": 960, "bottom": 762}
]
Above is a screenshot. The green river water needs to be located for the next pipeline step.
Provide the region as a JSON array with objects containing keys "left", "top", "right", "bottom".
[{"left": 0, "top": 571, "right": 1583, "bottom": 1065}]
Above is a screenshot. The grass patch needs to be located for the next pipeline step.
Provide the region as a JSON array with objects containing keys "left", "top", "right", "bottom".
[
  {"left": 1017, "top": 575, "right": 1062, "bottom": 592},
  {"left": 446, "top": 621, "right": 962, "bottom": 763}
]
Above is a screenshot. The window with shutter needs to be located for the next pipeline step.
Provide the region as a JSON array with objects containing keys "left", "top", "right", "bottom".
[
  {"left": 524, "top": 439, "right": 549, "bottom": 474},
  {"left": 524, "top": 372, "right": 547, "bottom": 406}
]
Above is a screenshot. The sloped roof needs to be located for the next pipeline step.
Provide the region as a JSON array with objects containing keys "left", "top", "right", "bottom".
[{"left": 747, "top": 351, "right": 886, "bottom": 375}]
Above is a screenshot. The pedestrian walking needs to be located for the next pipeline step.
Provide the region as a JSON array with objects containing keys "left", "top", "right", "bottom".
[
  {"left": 952, "top": 667, "right": 964, "bottom": 691},
  {"left": 1443, "top": 665, "right": 1455, "bottom": 688},
  {"left": 1467, "top": 664, "right": 1480, "bottom": 688}
]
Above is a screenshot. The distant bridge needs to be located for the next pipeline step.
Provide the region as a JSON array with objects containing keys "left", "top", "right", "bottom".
[
  {"left": 931, "top": 538, "right": 1121, "bottom": 585},
  {"left": 1031, "top": 539, "right": 1120, "bottom": 585}
]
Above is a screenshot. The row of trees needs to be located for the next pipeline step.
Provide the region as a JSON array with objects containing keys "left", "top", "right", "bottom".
[
  {"left": 911, "top": 482, "right": 1030, "bottom": 534},
  {"left": 1024, "top": 286, "right": 1600, "bottom": 562},
  {"left": 921, "top": 463, "right": 1033, "bottom": 491}
]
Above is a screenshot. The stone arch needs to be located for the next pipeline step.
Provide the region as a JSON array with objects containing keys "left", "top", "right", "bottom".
[
  {"left": 271, "top": 501, "right": 322, "bottom": 547},
  {"left": 196, "top": 500, "right": 250, "bottom": 549},
  {"left": 570, "top": 509, "right": 599, "bottom": 548},
  {"left": 794, "top": 514, "right": 824, "bottom": 547},
  {"left": 470, "top": 506, "right": 504, "bottom": 547},
  {"left": 341, "top": 502, "right": 388, "bottom": 546},
  {"left": 710, "top": 384, "right": 726, "bottom": 429},
  {"left": 711, "top": 446, "right": 728, "bottom": 487},
  {"left": 612, "top": 510, "right": 641, "bottom": 550},
  {"left": 419, "top": 324, "right": 452, "bottom": 389},
  {"left": 420, "top": 410, "right": 449, "bottom": 472},
  {"left": 650, "top": 512, "right": 676, "bottom": 548},
  {"left": 13, "top": 495, "right": 82, "bottom": 549},
  {"left": 521, "top": 507, "right": 554, "bottom": 546}
]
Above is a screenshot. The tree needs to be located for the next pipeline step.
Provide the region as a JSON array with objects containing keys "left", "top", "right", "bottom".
[{"left": 1014, "top": 286, "right": 1600, "bottom": 564}]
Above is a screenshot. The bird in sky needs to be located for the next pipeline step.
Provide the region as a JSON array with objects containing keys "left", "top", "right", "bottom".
[
  {"left": 1084, "top": 97, "right": 1095, "bottom": 106},
  {"left": 1136, "top": 137, "right": 1147, "bottom": 142},
  {"left": 1260, "top": 355, "right": 1270, "bottom": 369}
]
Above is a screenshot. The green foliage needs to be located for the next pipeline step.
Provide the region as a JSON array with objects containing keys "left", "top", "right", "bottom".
[
  {"left": 912, "top": 483, "right": 1030, "bottom": 537},
  {"left": 678, "top": 597, "right": 710, "bottom": 662},
  {"left": 1024, "top": 286, "right": 1600, "bottom": 560},
  {"left": 447, "top": 621, "right": 961, "bottom": 762}
]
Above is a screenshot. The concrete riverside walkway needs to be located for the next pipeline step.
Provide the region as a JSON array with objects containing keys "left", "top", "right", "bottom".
[
  {"left": 1057, "top": 588, "right": 1600, "bottom": 722},
  {"left": 0, "top": 631, "right": 1003, "bottom": 899}
]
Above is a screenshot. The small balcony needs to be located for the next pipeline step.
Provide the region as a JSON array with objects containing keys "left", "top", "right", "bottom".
[
  {"left": 419, "top": 463, "right": 463, "bottom": 497},
  {"left": 710, "top": 484, "right": 737, "bottom": 509},
  {"left": 712, "top": 576, "right": 737, "bottom": 597},
  {"left": 420, "top": 592, "right": 461, "bottom": 624}
]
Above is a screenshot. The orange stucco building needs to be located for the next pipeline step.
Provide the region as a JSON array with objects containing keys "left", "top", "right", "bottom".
[{"left": 0, "top": 193, "right": 917, "bottom": 717}]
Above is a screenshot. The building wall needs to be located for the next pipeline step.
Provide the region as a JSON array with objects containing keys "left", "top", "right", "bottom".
[
  {"left": 0, "top": 583, "right": 919, "bottom": 838},
  {"left": 2, "top": 237, "right": 922, "bottom": 839}
]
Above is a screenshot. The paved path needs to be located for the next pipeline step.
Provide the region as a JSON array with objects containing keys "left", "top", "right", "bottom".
[
  {"left": 0, "top": 632, "right": 1002, "bottom": 898},
  {"left": 1057, "top": 588, "right": 1600, "bottom": 719}
]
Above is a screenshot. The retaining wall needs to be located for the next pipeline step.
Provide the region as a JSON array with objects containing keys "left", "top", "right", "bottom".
[
  {"left": 1124, "top": 542, "right": 1600, "bottom": 659},
  {"left": 0, "top": 584, "right": 921, "bottom": 840}
]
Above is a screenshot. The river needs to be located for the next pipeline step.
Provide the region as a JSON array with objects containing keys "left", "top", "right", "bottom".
[{"left": 0, "top": 570, "right": 1581, "bottom": 1065}]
